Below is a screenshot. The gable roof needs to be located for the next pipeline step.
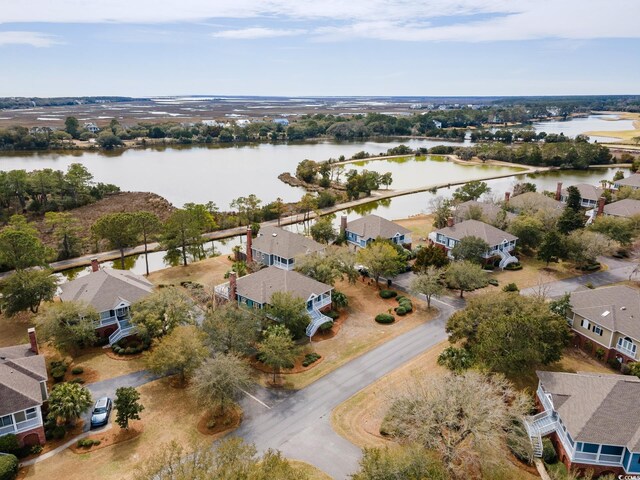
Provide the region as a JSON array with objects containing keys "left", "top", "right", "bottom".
[
  {"left": 615, "top": 174, "right": 640, "bottom": 189},
  {"left": 509, "top": 192, "right": 563, "bottom": 213},
  {"left": 0, "top": 344, "right": 47, "bottom": 416},
  {"left": 570, "top": 285, "right": 640, "bottom": 340},
  {"left": 603, "top": 198, "right": 640, "bottom": 218},
  {"left": 537, "top": 371, "right": 640, "bottom": 451},
  {"left": 59, "top": 268, "right": 153, "bottom": 313},
  {"left": 561, "top": 183, "right": 604, "bottom": 202},
  {"left": 455, "top": 201, "right": 516, "bottom": 223},
  {"left": 236, "top": 266, "right": 332, "bottom": 305},
  {"left": 346, "top": 214, "right": 411, "bottom": 240},
  {"left": 433, "top": 219, "right": 517, "bottom": 246},
  {"left": 252, "top": 226, "right": 324, "bottom": 259}
]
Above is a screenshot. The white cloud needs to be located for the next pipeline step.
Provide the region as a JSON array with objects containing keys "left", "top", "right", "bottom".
[
  {"left": 0, "top": 31, "right": 62, "bottom": 47},
  {"left": 212, "top": 27, "right": 305, "bottom": 39},
  {"left": 1, "top": 0, "right": 639, "bottom": 42}
]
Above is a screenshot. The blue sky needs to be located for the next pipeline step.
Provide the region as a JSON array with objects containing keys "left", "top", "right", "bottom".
[{"left": 1, "top": 0, "right": 639, "bottom": 97}]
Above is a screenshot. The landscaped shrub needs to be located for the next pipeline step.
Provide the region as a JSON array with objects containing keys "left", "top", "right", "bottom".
[
  {"left": 488, "top": 279, "right": 499, "bottom": 286},
  {"left": 319, "top": 321, "right": 333, "bottom": 332},
  {"left": 394, "top": 307, "right": 407, "bottom": 316},
  {"left": 0, "top": 435, "right": 19, "bottom": 455},
  {"left": 375, "top": 313, "right": 395, "bottom": 324},
  {"left": 585, "top": 282, "right": 595, "bottom": 289},
  {"left": 608, "top": 358, "right": 622, "bottom": 370},
  {"left": 629, "top": 362, "right": 640, "bottom": 379},
  {"left": 595, "top": 348, "right": 605, "bottom": 360},
  {"left": 503, "top": 283, "right": 519, "bottom": 292},
  {"left": 71, "top": 367, "right": 84, "bottom": 375},
  {"left": 51, "top": 366, "right": 66, "bottom": 382},
  {"left": 0, "top": 454, "right": 18, "bottom": 480},
  {"left": 325, "top": 310, "right": 340, "bottom": 320},
  {"left": 621, "top": 362, "right": 631, "bottom": 375},
  {"left": 70, "top": 378, "right": 85, "bottom": 384},
  {"left": 379, "top": 289, "right": 398, "bottom": 299},
  {"left": 504, "top": 263, "right": 522, "bottom": 271},
  {"left": 542, "top": 438, "right": 557, "bottom": 464},
  {"left": 397, "top": 297, "right": 413, "bottom": 313},
  {"left": 579, "top": 263, "right": 601, "bottom": 272},
  {"left": 302, "top": 353, "right": 321, "bottom": 367},
  {"left": 77, "top": 439, "right": 100, "bottom": 448},
  {"left": 30, "top": 445, "right": 43, "bottom": 455},
  {"left": 437, "top": 347, "right": 473, "bottom": 372},
  {"left": 483, "top": 264, "right": 495, "bottom": 271},
  {"left": 51, "top": 426, "right": 66, "bottom": 440}
]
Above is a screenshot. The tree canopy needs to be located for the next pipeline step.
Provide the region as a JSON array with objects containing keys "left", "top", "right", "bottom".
[
  {"left": 356, "top": 240, "right": 405, "bottom": 287},
  {"left": 450, "top": 236, "right": 489, "bottom": 264},
  {"left": 202, "top": 303, "right": 259, "bottom": 356},
  {"left": 38, "top": 300, "right": 98, "bottom": 353},
  {"left": 444, "top": 261, "right": 487, "bottom": 298},
  {"left": 131, "top": 287, "right": 197, "bottom": 340}
]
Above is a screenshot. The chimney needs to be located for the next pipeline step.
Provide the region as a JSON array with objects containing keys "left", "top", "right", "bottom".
[
  {"left": 28, "top": 328, "right": 39, "bottom": 355},
  {"left": 90, "top": 257, "right": 99, "bottom": 273},
  {"left": 597, "top": 196, "right": 606, "bottom": 216},
  {"left": 504, "top": 191, "right": 510, "bottom": 204},
  {"left": 245, "top": 226, "right": 253, "bottom": 263},
  {"left": 447, "top": 216, "right": 454, "bottom": 228},
  {"left": 340, "top": 215, "right": 347, "bottom": 235},
  {"left": 555, "top": 182, "right": 563, "bottom": 201},
  {"left": 229, "top": 272, "right": 237, "bottom": 302}
]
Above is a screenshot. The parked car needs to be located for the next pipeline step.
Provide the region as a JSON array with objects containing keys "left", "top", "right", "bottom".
[{"left": 90, "top": 397, "right": 112, "bottom": 428}]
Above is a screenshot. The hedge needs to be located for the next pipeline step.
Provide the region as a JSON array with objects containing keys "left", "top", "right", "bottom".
[
  {"left": 0, "top": 435, "right": 19, "bottom": 455},
  {"left": 504, "top": 263, "right": 523, "bottom": 271},
  {"left": 0, "top": 454, "right": 18, "bottom": 480},
  {"left": 379, "top": 289, "right": 398, "bottom": 299},
  {"left": 71, "top": 367, "right": 84, "bottom": 375},
  {"left": 302, "top": 353, "right": 321, "bottom": 367},
  {"left": 375, "top": 313, "right": 395, "bottom": 324}
]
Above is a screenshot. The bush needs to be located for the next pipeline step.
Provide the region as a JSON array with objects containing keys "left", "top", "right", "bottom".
[
  {"left": 70, "top": 378, "right": 85, "bottom": 384},
  {"left": 488, "top": 279, "right": 499, "bottom": 286},
  {"left": 595, "top": 348, "right": 605, "bottom": 360},
  {"left": 621, "top": 362, "right": 631, "bottom": 375},
  {"left": 52, "top": 425, "right": 66, "bottom": 440},
  {"left": 51, "top": 366, "right": 66, "bottom": 381},
  {"left": 483, "top": 264, "right": 495, "bottom": 271},
  {"left": 71, "top": 367, "right": 84, "bottom": 375},
  {"left": 542, "top": 438, "right": 558, "bottom": 464},
  {"left": 325, "top": 310, "right": 340, "bottom": 320},
  {"left": 375, "top": 313, "right": 395, "bottom": 324},
  {"left": 396, "top": 296, "right": 407, "bottom": 302},
  {"left": 437, "top": 347, "right": 473, "bottom": 372},
  {"left": 503, "top": 283, "right": 519, "bottom": 292},
  {"left": 319, "top": 321, "right": 334, "bottom": 332},
  {"left": 585, "top": 282, "right": 595, "bottom": 289},
  {"left": 397, "top": 298, "right": 413, "bottom": 313},
  {"left": 0, "top": 435, "right": 19, "bottom": 455},
  {"left": 379, "top": 289, "right": 398, "bottom": 299},
  {"left": 394, "top": 307, "right": 407, "bottom": 316},
  {"left": 0, "top": 454, "right": 18, "bottom": 480},
  {"left": 30, "top": 445, "right": 43, "bottom": 455},
  {"left": 506, "top": 421, "right": 533, "bottom": 465},
  {"left": 504, "top": 263, "right": 522, "bottom": 271},
  {"left": 302, "top": 353, "right": 321, "bottom": 367}
]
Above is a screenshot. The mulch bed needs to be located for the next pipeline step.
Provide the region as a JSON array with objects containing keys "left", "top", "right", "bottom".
[
  {"left": 104, "top": 349, "right": 145, "bottom": 361},
  {"left": 18, "top": 421, "right": 86, "bottom": 463},
  {"left": 196, "top": 407, "right": 242, "bottom": 436},
  {"left": 310, "top": 311, "right": 348, "bottom": 342},
  {"left": 69, "top": 420, "right": 144, "bottom": 454}
]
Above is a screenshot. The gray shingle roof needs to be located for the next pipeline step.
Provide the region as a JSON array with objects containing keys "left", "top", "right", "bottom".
[
  {"left": 455, "top": 201, "right": 516, "bottom": 223},
  {"left": 615, "top": 174, "right": 640, "bottom": 189},
  {"left": 434, "top": 219, "right": 517, "bottom": 246},
  {"left": 236, "top": 266, "right": 332, "bottom": 305},
  {"left": 509, "top": 192, "right": 563, "bottom": 213},
  {"left": 252, "top": 226, "right": 324, "bottom": 259},
  {"left": 0, "top": 344, "right": 47, "bottom": 416},
  {"left": 537, "top": 371, "right": 640, "bottom": 451},
  {"left": 562, "top": 183, "right": 604, "bottom": 202},
  {"left": 59, "top": 268, "right": 153, "bottom": 313},
  {"left": 346, "top": 215, "right": 411, "bottom": 240},
  {"left": 570, "top": 285, "right": 640, "bottom": 341},
  {"left": 603, "top": 199, "right": 640, "bottom": 218}
]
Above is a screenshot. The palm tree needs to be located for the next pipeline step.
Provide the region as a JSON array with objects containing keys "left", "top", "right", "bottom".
[{"left": 47, "top": 382, "right": 93, "bottom": 425}]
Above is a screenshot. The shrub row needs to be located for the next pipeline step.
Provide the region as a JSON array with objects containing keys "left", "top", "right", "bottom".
[
  {"left": 504, "top": 263, "right": 523, "bottom": 271},
  {"left": 302, "top": 353, "right": 321, "bottom": 367},
  {"left": 77, "top": 439, "right": 101, "bottom": 448},
  {"left": 395, "top": 296, "right": 413, "bottom": 316},
  {"left": 379, "top": 289, "right": 398, "bottom": 299},
  {"left": 375, "top": 313, "right": 395, "bottom": 324}
]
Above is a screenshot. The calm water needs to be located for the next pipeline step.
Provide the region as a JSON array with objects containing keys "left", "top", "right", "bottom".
[{"left": 531, "top": 114, "right": 635, "bottom": 143}]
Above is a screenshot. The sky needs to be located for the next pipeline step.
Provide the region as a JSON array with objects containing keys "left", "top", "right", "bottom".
[{"left": 1, "top": 0, "right": 639, "bottom": 97}]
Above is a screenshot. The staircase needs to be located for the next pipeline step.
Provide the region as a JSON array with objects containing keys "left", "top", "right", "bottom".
[
  {"left": 523, "top": 411, "right": 558, "bottom": 457},
  {"left": 497, "top": 249, "right": 518, "bottom": 269},
  {"left": 108, "top": 324, "right": 137, "bottom": 346},
  {"left": 306, "top": 308, "right": 333, "bottom": 338}
]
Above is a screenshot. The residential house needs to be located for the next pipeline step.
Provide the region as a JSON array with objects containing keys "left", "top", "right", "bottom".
[
  {"left": 214, "top": 266, "right": 333, "bottom": 337},
  {"left": 59, "top": 260, "right": 154, "bottom": 346},
  {"left": 0, "top": 329, "right": 47, "bottom": 447},
  {"left": 614, "top": 173, "right": 640, "bottom": 190},
  {"left": 272, "top": 118, "right": 289, "bottom": 127},
  {"left": 524, "top": 371, "right": 640, "bottom": 477},
  {"left": 566, "top": 285, "right": 640, "bottom": 364},
  {"left": 344, "top": 215, "right": 411, "bottom": 249},
  {"left": 83, "top": 122, "right": 100, "bottom": 134},
  {"left": 247, "top": 226, "right": 324, "bottom": 270},
  {"left": 508, "top": 191, "right": 563, "bottom": 216},
  {"left": 454, "top": 199, "right": 515, "bottom": 225},
  {"left": 558, "top": 182, "right": 605, "bottom": 208},
  {"left": 586, "top": 198, "right": 640, "bottom": 225},
  {"left": 428, "top": 218, "right": 518, "bottom": 268}
]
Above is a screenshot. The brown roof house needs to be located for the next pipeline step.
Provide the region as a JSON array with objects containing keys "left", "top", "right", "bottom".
[
  {"left": 428, "top": 218, "right": 519, "bottom": 268},
  {"left": 248, "top": 226, "right": 324, "bottom": 271},
  {"left": 214, "top": 266, "right": 333, "bottom": 338},
  {"left": 525, "top": 371, "right": 640, "bottom": 476},
  {"left": 508, "top": 191, "right": 564, "bottom": 215},
  {"left": 344, "top": 214, "right": 411, "bottom": 249},
  {"left": 566, "top": 285, "right": 640, "bottom": 364},
  {"left": 59, "top": 261, "right": 154, "bottom": 346},
  {"left": 0, "top": 329, "right": 48, "bottom": 447}
]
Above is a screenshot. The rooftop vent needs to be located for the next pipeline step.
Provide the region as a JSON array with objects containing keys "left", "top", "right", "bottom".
[
  {"left": 272, "top": 233, "right": 278, "bottom": 237},
  {"left": 621, "top": 306, "right": 627, "bottom": 311}
]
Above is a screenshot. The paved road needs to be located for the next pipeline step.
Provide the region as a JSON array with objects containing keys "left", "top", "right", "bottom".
[{"left": 232, "top": 298, "right": 455, "bottom": 479}]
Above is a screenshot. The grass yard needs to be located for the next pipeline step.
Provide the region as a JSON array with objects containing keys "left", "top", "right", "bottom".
[
  {"left": 289, "top": 461, "right": 333, "bottom": 480},
  {"left": 65, "top": 347, "right": 146, "bottom": 383},
  {"left": 147, "top": 254, "right": 234, "bottom": 287},
  {"left": 20, "top": 378, "right": 219, "bottom": 480},
  {"left": 483, "top": 256, "right": 578, "bottom": 293},
  {"left": 0, "top": 311, "right": 36, "bottom": 347},
  {"left": 258, "top": 279, "right": 436, "bottom": 390},
  {"left": 395, "top": 214, "right": 435, "bottom": 248}
]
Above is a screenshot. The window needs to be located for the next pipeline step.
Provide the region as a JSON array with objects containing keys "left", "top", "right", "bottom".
[
  {"left": 25, "top": 408, "right": 37, "bottom": 420},
  {"left": 601, "top": 445, "right": 623, "bottom": 455},
  {"left": 13, "top": 411, "right": 26, "bottom": 423},
  {"left": 618, "top": 337, "right": 637, "bottom": 353},
  {"left": 580, "top": 319, "right": 590, "bottom": 330},
  {"left": 592, "top": 325, "right": 603, "bottom": 336},
  {"left": 0, "top": 415, "right": 13, "bottom": 427}
]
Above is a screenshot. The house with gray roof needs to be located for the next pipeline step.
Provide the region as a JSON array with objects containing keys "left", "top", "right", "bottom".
[
  {"left": 345, "top": 214, "right": 411, "bottom": 249},
  {"left": 454, "top": 200, "right": 515, "bottom": 225},
  {"left": 508, "top": 191, "right": 563, "bottom": 215},
  {"left": 214, "top": 266, "right": 333, "bottom": 338},
  {"left": 560, "top": 183, "right": 605, "bottom": 208},
  {"left": 0, "top": 329, "right": 47, "bottom": 447},
  {"left": 566, "top": 285, "right": 640, "bottom": 364},
  {"left": 249, "top": 226, "right": 324, "bottom": 271},
  {"left": 586, "top": 198, "right": 640, "bottom": 225},
  {"left": 614, "top": 173, "right": 640, "bottom": 190},
  {"left": 428, "top": 219, "right": 518, "bottom": 268},
  {"left": 524, "top": 371, "right": 640, "bottom": 476},
  {"left": 59, "top": 264, "right": 154, "bottom": 346}
]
